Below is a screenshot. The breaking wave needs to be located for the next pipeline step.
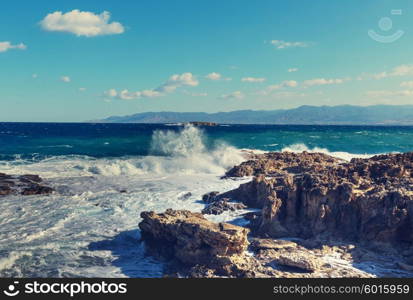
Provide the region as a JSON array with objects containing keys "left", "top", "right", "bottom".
[
  {"left": 281, "top": 143, "right": 375, "bottom": 161},
  {"left": 0, "top": 125, "right": 245, "bottom": 177}
]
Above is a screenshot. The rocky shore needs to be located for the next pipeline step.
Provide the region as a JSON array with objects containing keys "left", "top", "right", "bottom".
[
  {"left": 139, "top": 151, "right": 413, "bottom": 278},
  {"left": 0, "top": 173, "right": 53, "bottom": 197}
]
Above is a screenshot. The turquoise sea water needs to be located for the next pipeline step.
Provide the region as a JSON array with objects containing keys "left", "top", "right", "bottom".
[
  {"left": 1, "top": 123, "right": 413, "bottom": 161},
  {"left": 0, "top": 123, "right": 412, "bottom": 278}
]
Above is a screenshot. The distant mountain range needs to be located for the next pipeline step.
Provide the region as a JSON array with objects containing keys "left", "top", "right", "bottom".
[{"left": 95, "top": 105, "right": 413, "bottom": 125}]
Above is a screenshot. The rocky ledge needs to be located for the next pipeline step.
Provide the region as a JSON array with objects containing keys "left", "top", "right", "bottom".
[
  {"left": 0, "top": 173, "right": 54, "bottom": 196},
  {"left": 139, "top": 209, "right": 253, "bottom": 277},
  {"left": 138, "top": 151, "right": 413, "bottom": 277}
]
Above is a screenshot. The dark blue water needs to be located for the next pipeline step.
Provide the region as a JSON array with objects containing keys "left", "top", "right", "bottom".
[{"left": 1, "top": 123, "right": 413, "bottom": 161}]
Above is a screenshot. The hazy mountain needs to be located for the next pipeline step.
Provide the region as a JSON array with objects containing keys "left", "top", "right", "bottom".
[{"left": 95, "top": 105, "right": 413, "bottom": 125}]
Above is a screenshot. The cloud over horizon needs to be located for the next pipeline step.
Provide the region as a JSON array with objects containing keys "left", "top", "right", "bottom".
[
  {"left": 241, "top": 77, "right": 266, "bottom": 83},
  {"left": 40, "top": 10, "right": 125, "bottom": 37},
  {"left": 303, "top": 78, "right": 347, "bottom": 87},
  {"left": 220, "top": 91, "right": 244, "bottom": 99},
  {"left": 60, "top": 76, "right": 71, "bottom": 83},
  {"left": 0, "top": 41, "right": 27, "bottom": 53},
  {"left": 269, "top": 40, "right": 311, "bottom": 49},
  {"left": 105, "top": 72, "right": 199, "bottom": 100}
]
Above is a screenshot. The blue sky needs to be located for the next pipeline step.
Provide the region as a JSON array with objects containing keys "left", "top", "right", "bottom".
[{"left": 1, "top": 0, "right": 413, "bottom": 122}]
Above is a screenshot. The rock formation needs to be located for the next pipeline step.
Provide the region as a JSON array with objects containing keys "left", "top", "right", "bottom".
[
  {"left": 138, "top": 151, "right": 413, "bottom": 277},
  {"left": 221, "top": 152, "right": 413, "bottom": 249},
  {"left": 0, "top": 173, "right": 54, "bottom": 197},
  {"left": 139, "top": 209, "right": 251, "bottom": 276}
]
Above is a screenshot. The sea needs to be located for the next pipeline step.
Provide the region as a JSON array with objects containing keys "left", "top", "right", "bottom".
[{"left": 1, "top": 122, "right": 413, "bottom": 277}]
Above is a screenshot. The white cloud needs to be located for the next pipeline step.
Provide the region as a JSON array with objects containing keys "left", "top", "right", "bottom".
[
  {"left": 221, "top": 91, "right": 244, "bottom": 99},
  {"left": 104, "top": 89, "right": 118, "bottom": 98},
  {"left": 288, "top": 68, "right": 298, "bottom": 73},
  {"left": 105, "top": 72, "right": 198, "bottom": 100},
  {"left": 401, "top": 81, "right": 413, "bottom": 88},
  {"left": 60, "top": 76, "right": 71, "bottom": 83},
  {"left": 267, "top": 80, "right": 298, "bottom": 91},
  {"left": 241, "top": 77, "right": 266, "bottom": 83},
  {"left": 0, "top": 41, "right": 27, "bottom": 53},
  {"left": 391, "top": 65, "right": 413, "bottom": 76},
  {"left": 156, "top": 72, "right": 199, "bottom": 93},
  {"left": 79, "top": 87, "right": 86, "bottom": 92},
  {"left": 366, "top": 90, "right": 413, "bottom": 98},
  {"left": 303, "top": 78, "right": 346, "bottom": 87},
  {"left": 269, "top": 40, "right": 310, "bottom": 49},
  {"left": 257, "top": 80, "right": 298, "bottom": 96},
  {"left": 363, "top": 64, "right": 413, "bottom": 80},
  {"left": 205, "top": 72, "right": 222, "bottom": 81},
  {"left": 40, "top": 10, "right": 124, "bottom": 37},
  {"left": 32, "top": 74, "right": 38, "bottom": 79}
]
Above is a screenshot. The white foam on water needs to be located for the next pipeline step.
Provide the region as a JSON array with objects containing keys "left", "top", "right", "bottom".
[
  {"left": 0, "top": 125, "right": 249, "bottom": 277},
  {"left": 0, "top": 126, "right": 391, "bottom": 277},
  {"left": 281, "top": 143, "right": 374, "bottom": 161}
]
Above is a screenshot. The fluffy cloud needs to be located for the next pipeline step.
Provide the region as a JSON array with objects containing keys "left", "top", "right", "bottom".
[
  {"left": 303, "top": 78, "right": 346, "bottom": 87},
  {"left": 269, "top": 40, "right": 310, "bottom": 49},
  {"left": 241, "top": 77, "right": 266, "bottom": 83},
  {"left": 288, "top": 68, "right": 298, "bottom": 73},
  {"left": 32, "top": 74, "right": 38, "bottom": 79},
  {"left": 205, "top": 72, "right": 222, "bottom": 80},
  {"left": 60, "top": 76, "right": 71, "bottom": 83},
  {"left": 221, "top": 91, "right": 244, "bottom": 99},
  {"left": 40, "top": 10, "right": 124, "bottom": 37},
  {"left": 79, "top": 87, "right": 86, "bottom": 92},
  {"left": 105, "top": 72, "right": 198, "bottom": 100},
  {"left": 0, "top": 41, "right": 27, "bottom": 53},
  {"left": 156, "top": 72, "right": 198, "bottom": 93}
]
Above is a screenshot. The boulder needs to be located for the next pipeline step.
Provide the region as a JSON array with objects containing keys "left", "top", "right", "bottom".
[
  {"left": 139, "top": 209, "right": 249, "bottom": 273},
  {"left": 273, "top": 254, "right": 322, "bottom": 272},
  {"left": 0, "top": 173, "right": 53, "bottom": 197},
  {"left": 202, "top": 198, "right": 247, "bottom": 215}
]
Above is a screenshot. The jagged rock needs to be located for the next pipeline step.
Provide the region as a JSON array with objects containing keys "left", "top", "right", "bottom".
[
  {"left": 222, "top": 152, "right": 413, "bottom": 248},
  {"left": 21, "top": 185, "right": 54, "bottom": 195},
  {"left": 202, "top": 191, "right": 220, "bottom": 203},
  {"left": 139, "top": 209, "right": 249, "bottom": 275},
  {"left": 273, "top": 254, "right": 322, "bottom": 272},
  {"left": 18, "top": 174, "right": 42, "bottom": 183},
  {"left": 202, "top": 198, "right": 247, "bottom": 215},
  {"left": 250, "top": 238, "right": 297, "bottom": 251},
  {"left": 0, "top": 173, "right": 53, "bottom": 197},
  {"left": 225, "top": 151, "right": 341, "bottom": 177}
]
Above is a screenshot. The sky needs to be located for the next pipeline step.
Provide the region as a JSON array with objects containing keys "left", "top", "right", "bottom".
[{"left": 1, "top": 0, "right": 413, "bottom": 122}]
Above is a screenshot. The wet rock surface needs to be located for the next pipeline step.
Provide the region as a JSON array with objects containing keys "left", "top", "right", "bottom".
[
  {"left": 223, "top": 152, "right": 413, "bottom": 247},
  {"left": 138, "top": 152, "right": 413, "bottom": 277},
  {"left": 0, "top": 173, "right": 53, "bottom": 197},
  {"left": 139, "top": 209, "right": 250, "bottom": 276},
  {"left": 202, "top": 198, "right": 247, "bottom": 215}
]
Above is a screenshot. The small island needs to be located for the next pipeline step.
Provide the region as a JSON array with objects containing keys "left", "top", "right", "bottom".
[{"left": 187, "top": 121, "right": 218, "bottom": 126}]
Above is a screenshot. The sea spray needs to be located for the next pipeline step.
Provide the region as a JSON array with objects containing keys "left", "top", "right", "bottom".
[{"left": 281, "top": 143, "right": 374, "bottom": 161}]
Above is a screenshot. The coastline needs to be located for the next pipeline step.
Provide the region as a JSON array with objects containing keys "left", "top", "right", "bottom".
[
  {"left": 139, "top": 151, "right": 413, "bottom": 278},
  {"left": 1, "top": 123, "right": 413, "bottom": 278}
]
